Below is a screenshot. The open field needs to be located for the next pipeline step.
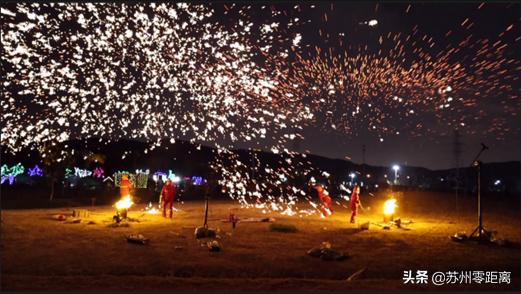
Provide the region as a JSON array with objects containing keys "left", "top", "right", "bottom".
[{"left": 1, "top": 191, "right": 520, "bottom": 291}]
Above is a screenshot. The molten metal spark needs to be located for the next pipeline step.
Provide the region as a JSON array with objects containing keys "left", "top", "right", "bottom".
[
  {"left": 115, "top": 195, "right": 133, "bottom": 210},
  {"left": 144, "top": 202, "right": 159, "bottom": 214},
  {"left": 383, "top": 198, "right": 397, "bottom": 215}
]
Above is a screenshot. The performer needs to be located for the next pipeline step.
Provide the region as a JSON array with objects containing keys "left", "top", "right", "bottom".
[
  {"left": 350, "top": 184, "right": 361, "bottom": 223},
  {"left": 160, "top": 179, "right": 176, "bottom": 218},
  {"left": 315, "top": 184, "right": 332, "bottom": 217},
  {"left": 119, "top": 174, "right": 133, "bottom": 197}
]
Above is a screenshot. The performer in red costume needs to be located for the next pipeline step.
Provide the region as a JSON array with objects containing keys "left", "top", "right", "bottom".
[
  {"left": 315, "top": 184, "right": 332, "bottom": 217},
  {"left": 350, "top": 184, "right": 361, "bottom": 223},
  {"left": 160, "top": 179, "right": 176, "bottom": 218},
  {"left": 119, "top": 174, "right": 133, "bottom": 197}
]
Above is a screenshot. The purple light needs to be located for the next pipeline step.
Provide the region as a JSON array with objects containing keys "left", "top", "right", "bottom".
[
  {"left": 153, "top": 171, "right": 167, "bottom": 182},
  {"left": 92, "top": 167, "right": 104, "bottom": 178},
  {"left": 191, "top": 176, "right": 203, "bottom": 186},
  {"left": 153, "top": 171, "right": 166, "bottom": 177},
  {"left": 1, "top": 176, "right": 15, "bottom": 185},
  {"left": 28, "top": 164, "right": 43, "bottom": 177}
]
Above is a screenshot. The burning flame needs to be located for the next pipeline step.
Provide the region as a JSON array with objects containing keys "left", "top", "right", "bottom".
[
  {"left": 146, "top": 207, "right": 159, "bottom": 214},
  {"left": 144, "top": 202, "right": 159, "bottom": 214},
  {"left": 383, "top": 199, "right": 397, "bottom": 215},
  {"left": 115, "top": 195, "right": 133, "bottom": 210}
]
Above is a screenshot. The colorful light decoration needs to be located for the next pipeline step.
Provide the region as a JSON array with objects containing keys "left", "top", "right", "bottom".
[
  {"left": 103, "top": 176, "right": 114, "bottom": 183},
  {"left": 167, "top": 170, "right": 181, "bottom": 183},
  {"left": 1, "top": 176, "right": 15, "bottom": 185},
  {"left": 74, "top": 167, "right": 92, "bottom": 178},
  {"left": 92, "top": 167, "right": 104, "bottom": 178},
  {"left": 1, "top": 163, "right": 25, "bottom": 177},
  {"left": 153, "top": 171, "right": 167, "bottom": 182},
  {"left": 135, "top": 170, "right": 150, "bottom": 188},
  {"left": 152, "top": 171, "right": 202, "bottom": 185},
  {"left": 64, "top": 168, "right": 74, "bottom": 179},
  {"left": 113, "top": 171, "right": 132, "bottom": 187},
  {"left": 66, "top": 166, "right": 106, "bottom": 179},
  {"left": 27, "top": 164, "right": 43, "bottom": 177},
  {"left": 167, "top": 170, "right": 175, "bottom": 181},
  {"left": 114, "top": 170, "right": 149, "bottom": 189},
  {"left": 191, "top": 176, "right": 203, "bottom": 185},
  {"left": 1, "top": 163, "right": 25, "bottom": 185}
]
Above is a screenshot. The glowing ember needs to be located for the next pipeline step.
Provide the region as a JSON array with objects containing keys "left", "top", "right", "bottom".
[
  {"left": 144, "top": 202, "right": 159, "bottom": 214},
  {"left": 115, "top": 195, "right": 133, "bottom": 210},
  {"left": 383, "top": 199, "right": 397, "bottom": 216},
  {"left": 146, "top": 208, "right": 159, "bottom": 215}
]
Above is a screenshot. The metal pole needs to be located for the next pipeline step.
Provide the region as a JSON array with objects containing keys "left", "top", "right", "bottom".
[
  {"left": 477, "top": 162, "right": 482, "bottom": 239},
  {"left": 204, "top": 196, "right": 209, "bottom": 228},
  {"left": 461, "top": 144, "right": 489, "bottom": 242},
  {"left": 203, "top": 183, "right": 209, "bottom": 228}
]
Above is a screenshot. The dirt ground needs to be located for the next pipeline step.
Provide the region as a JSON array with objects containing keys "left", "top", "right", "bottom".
[{"left": 1, "top": 191, "right": 520, "bottom": 291}]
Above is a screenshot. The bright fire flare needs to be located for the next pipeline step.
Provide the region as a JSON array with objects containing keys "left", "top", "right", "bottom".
[
  {"left": 383, "top": 199, "right": 397, "bottom": 215},
  {"left": 143, "top": 202, "right": 159, "bottom": 214},
  {"left": 146, "top": 208, "right": 159, "bottom": 214},
  {"left": 115, "top": 195, "right": 133, "bottom": 210}
]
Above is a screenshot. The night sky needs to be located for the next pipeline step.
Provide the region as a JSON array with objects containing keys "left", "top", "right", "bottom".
[
  {"left": 1, "top": 2, "right": 520, "bottom": 170},
  {"left": 291, "top": 2, "right": 520, "bottom": 169},
  {"left": 210, "top": 2, "right": 521, "bottom": 169}
]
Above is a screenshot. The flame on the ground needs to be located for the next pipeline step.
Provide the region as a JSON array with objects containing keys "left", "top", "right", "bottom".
[
  {"left": 146, "top": 207, "right": 159, "bottom": 214},
  {"left": 383, "top": 199, "right": 397, "bottom": 215},
  {"left": 115, "top": 195, "right": 133, "bottom": 210},
  {"left": 144, "top": 202, "right": 159, "bottom": 214}
]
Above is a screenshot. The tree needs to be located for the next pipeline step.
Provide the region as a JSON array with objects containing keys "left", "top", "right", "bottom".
[
  {"left": 84, "top": 152, "right": 106, "bottom": 168},
  {"left": 40, "top": 142, "right": 75, "bottom": 201}
]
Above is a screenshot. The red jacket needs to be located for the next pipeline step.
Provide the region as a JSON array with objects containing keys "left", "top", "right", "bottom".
[
  {"left": 120, "top": 178, "right": 132, "bottom": 197},
  {"left": 316, "top": 186, "right": 331, "bottom": 206},
  {"left": 350, "top": 187, "right": 359, "bottom": 209},
  {"left": 161, "top": 182, "right": 176, "bottom": 202},
  {"left": 318, "top": 190, "right": 325, "bottom": 202}
]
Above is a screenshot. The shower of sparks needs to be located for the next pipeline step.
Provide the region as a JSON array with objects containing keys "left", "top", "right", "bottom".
[
  {"left": 1, "top": 3, "right": 308, "bottom": 154},
  {"left": 269, "top": 16, "right": 520, "bottom": 140},
  {"left": 2, "top": 3, "right": 519, "bottom": 216}
]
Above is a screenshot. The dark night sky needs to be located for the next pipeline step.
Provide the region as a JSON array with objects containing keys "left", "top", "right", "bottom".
[
  {"left": 2, "top": 2, "right": 520, "bottom": 170},
  {"left": 221, "top": 2, "right": 521, "bottom": 169}
]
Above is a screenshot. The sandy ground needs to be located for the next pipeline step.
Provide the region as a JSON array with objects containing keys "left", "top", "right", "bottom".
[{"left": 1, "top": 191, "right": 520, "bottom": 291}]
